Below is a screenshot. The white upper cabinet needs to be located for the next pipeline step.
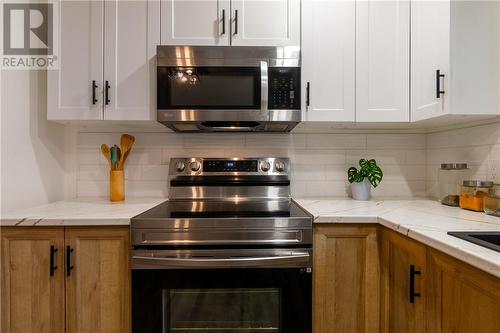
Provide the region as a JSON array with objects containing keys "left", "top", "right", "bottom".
[
  {"left": 160, "top": 0, "right": 299, "bottom": 46},
  {"left": 411, "top": 0, "right": 450, "bottom": 121},
  {"left": 301, "top": 0, "right": 356, "bottom": 121},
  {"left": 47, "top": 0, "right": 103, "bottom": 120},
  {"left": 411, "top": 0, "right": 500, "bottom": 121},
  {"left": 449, "top": 1, "right": 500, "bottom": 117},
  {"left": 160, "top": 0, "right": 230, "bottom": 46},
  {"left": 48, "top": 0, "right": 158, "bottom": 121},
  {"left": 104, "top": 0, "right": 159, "bottom": 120},
  {"left": 48, "top": 0, "right": 498, "bottom": 124},
  {"left": 356, "top": 0, "right": 410, "bottom": 122},
  {"left": 230, "top": 0, "right": 300, "bottom": 46}
]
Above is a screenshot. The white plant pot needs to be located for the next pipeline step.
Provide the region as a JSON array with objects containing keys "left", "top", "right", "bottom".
[{"left": 351, "top": 179, "right": 372, "bottom": 201}]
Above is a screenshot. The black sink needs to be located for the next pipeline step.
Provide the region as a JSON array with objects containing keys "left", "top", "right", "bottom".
[{"left": 448, "top": 232, "right": 500, "bottom": 252}]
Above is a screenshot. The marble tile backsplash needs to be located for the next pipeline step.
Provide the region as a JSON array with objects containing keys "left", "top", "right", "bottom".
[
  {"left": 426, "top": 122, "right": 500, "bottom": 199},
  {"left": 75, "top": 132, "right": 428, "bottom": 199}
]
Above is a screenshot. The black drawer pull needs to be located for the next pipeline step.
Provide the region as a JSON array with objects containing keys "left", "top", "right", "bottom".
[
  {"left": 409, "top": 264, "right": 421, "bottom": 303},
  {"left": 234, "top": 10, "right": 238, "bottom": 35},
  {"left": 105, "top": 80, "right": 110, "bottom": 105},
  {"left": 436, "top": 69, "right": 445, "bottom": 98},
  {"left": 49, "top": 245, "right": 58, "bottom": 277},
  {"left": 66, "top": 245, "right": 74, "bottom": 277},
  {"left": 222, "top": 9, "right": 226, "bottom": 35},
  {"left": 92, "top": 80, "right": 98, "bottom": 104}
]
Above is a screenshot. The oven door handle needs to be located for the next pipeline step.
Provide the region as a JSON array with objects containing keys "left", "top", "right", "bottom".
[
  {"left": 132, "top": 253, "right": 310, "bottom": 269},
  {"left": 260, "top": 60, "right": 269, "bottom": 114}
]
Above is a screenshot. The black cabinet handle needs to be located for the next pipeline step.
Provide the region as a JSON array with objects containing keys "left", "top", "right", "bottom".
[
  {"left": 92, "top": 80, "right": 98, "bottom": 104},
  {"left": 105, "top": 80, "right": 110, "bottom": 105},
  {"left": 409, "top": 264, "right": 421, "bottom": 303},
  {"left": 66, "top": 245, "right": 74, "bottom": 277},
  {"left": 234, "top": 10, "right": 238, "bottom": 35},
  {"left": 222, "top": 9, "right": 226, "bottom": 35},
  {"left": 436, "top": 69, "right": 445, "bottom": 98},
  {"left": 306, "top": 82, "right": 310, "bottom": 107},
  {"left": 49, "top": 245, "right": 58, "bottom": 277}
]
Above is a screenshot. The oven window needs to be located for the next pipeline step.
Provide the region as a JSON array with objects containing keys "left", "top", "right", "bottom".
[
  {"left": 164, "top": 288, "right": 280, "bottom": 333},
  {"left": 157, "top": 67, "right": 261, "bottom": 109}
]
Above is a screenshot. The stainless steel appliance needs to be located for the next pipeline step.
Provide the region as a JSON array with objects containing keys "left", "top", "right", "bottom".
[
  {"left": 156, "top": 46, "right": 301, "bottom": 132},
  {"left": 131, "top": 157, "right": 312, "bottom": 333}
]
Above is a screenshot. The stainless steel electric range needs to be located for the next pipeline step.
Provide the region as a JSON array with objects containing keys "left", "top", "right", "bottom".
[{"left": 131, "top": 157, "right": 312, "bottom": 333}]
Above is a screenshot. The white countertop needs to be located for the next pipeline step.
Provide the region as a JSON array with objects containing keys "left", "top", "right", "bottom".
[
  {"left": 0, "top": 198, "right": 165, "bottom": 226},
  {"left": 2, "top": 197, "right": 500, "bottom": 278},
  {"left": 295, "top": 198, "right": 500, "bottom": 278}
]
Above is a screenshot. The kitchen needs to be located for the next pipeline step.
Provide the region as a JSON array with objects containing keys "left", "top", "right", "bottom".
[{"left": 1, "top": 0, "right": 500, "bottom": 332}]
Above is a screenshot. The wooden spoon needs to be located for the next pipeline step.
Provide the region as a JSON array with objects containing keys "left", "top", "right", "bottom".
[
  {"left": 118, "top": 134, "right": 135, "bottom": 169},
  {"left": 100, "top": 144, "right": 112, "bottom": 168}
]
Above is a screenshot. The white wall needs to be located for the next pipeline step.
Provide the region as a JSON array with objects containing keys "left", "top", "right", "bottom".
[
  {"left": 0, "top": 70, "right": 67, "bottom": 213},
  {"left": 427, "top": 121, "right": 500, "bottom": 199},
  {"left": 75, "top": 131, "right": 427, "bottom": 199}
]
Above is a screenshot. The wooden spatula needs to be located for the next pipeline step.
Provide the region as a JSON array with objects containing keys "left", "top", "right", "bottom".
[
  {"left": 100, "top": 144, "right": 112, "bottom": 168},
  {"left": 118, "top": 134, "right": 135, "bottom": 169}
]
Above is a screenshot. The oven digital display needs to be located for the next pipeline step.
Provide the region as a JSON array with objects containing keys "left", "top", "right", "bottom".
[{"left": 203, "top": 160, "right": 258, "bottom": 172}]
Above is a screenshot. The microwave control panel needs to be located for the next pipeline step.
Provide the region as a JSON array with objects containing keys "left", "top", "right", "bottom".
[{"left": 268, "top": 67, "right": 300, "bottom": 110}]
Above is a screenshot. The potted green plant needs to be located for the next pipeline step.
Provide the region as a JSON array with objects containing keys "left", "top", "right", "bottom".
[{"left": 347, "top": 159, "right": 383, "bottom": 200}]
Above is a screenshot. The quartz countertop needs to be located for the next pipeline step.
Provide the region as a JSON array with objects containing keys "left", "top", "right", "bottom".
[
  {"left": 294, "top": 198, "right": 500, "bottom": 278},
  {"left": 0, "top": 198, "right": 165, "bottom": 226},
  {"left": 2, "top": 197, "right": 500, "bottom": 278}
]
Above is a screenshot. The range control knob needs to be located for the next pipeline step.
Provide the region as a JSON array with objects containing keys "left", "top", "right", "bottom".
[
  {"left": 190, "top": 161, "right": 201, "bottom": 172},
  {"left": 175, "top": 161, "right": 186, "bottom": 172},
  {"left": 275, "top": 160, "right": 286, "bottom": 172},
  {"left": 260, "top": 161, "right": 271, "bottom": 172}
]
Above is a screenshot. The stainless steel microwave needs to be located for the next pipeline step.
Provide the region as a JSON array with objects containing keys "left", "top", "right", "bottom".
[{"left": 156, "top": 46, "right": 301, "bottom": 132}]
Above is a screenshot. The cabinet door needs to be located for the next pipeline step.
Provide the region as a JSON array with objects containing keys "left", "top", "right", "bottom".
[
  {"left": 104, "top": 0, "right": 159, "bottom": 120},
  {"left": 450, "top": 1, "right": 500, "bottom": 116},
  {"left": 160, "top": 0, "right": 230, "bottom": 45},
  {"left": 65, "top": 227, "right": 130, "bottom": 333},
  {"left": 302, "top": 0, "right": 355, "bottom": 121},
  {"left": 427, "top": 249, "right": 500, "bottom": 333},
  {"left": 313, "top": 225, "right": 380, "bottom": 333},
  {"left": 0, "top": 228, "right": 65, "bottom": 333},
  {"left": 230, "top": 0, "right": 300, "bottom": 46},
  {"left": 411, "top": 0, "right": 450, "bottom": 121},
  {"left": 47, "top": 0, "right": 103, "bottom": 120},
  {"left": 356, "top": 0, "right": 410, "bottom": 122},
  {"left": 380, "top": 229, "right": 426, "bottom": 333}
]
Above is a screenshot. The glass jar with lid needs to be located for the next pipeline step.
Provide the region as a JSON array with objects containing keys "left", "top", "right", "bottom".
[
  {"left": 483, "top": 185, "right": 500, "bottom": 217},
  {"left": 459, "top": 180, "right": 494, "bottom": 212},
  {"left": 438, "top": 163, "right": 471, "bottom": 207}
]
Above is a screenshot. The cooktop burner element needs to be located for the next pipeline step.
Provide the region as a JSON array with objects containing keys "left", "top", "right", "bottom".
[{"left": 133, "top": 199, "right": 310, "bottom": 219}]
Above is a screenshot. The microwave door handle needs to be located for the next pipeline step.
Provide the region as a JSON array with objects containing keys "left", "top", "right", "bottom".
[
  {"left": 132, "top": 253, "right": 310, "bottom": 269},
  {"left": 260, "top": 61, "right": 268, "bottom": 114}
]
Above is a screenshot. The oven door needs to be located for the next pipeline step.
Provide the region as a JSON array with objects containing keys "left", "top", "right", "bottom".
[
  {"left": 157, "top": 62, "right": 269, "bottom": 123},
  {"left": 132, "top": 249, "right": 312, "bottom": 333}
]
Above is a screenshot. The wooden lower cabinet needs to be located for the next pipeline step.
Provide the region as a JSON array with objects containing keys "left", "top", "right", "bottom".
[
  {"left": 380, "top": 229, "right": 427, "bottom": 333},
  {"left": 313, "top": 225, "right": 380, "bottom": 333},
  {"left": 1, "top": 228, "right": 65, "bottom": 333},
  {"left": 427, "top": 249, "right": 500, "bottom": 333},
  {"left": 65, "top": 227, "right": 130, "bottom": 333},
  {"left": 0, "top": 226, "right": 130, "bottom": 333}
]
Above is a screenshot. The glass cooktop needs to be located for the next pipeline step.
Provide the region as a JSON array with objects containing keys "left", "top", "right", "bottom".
[{"left": 132, "top": 199, "right": 310, "bottom": 219}]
